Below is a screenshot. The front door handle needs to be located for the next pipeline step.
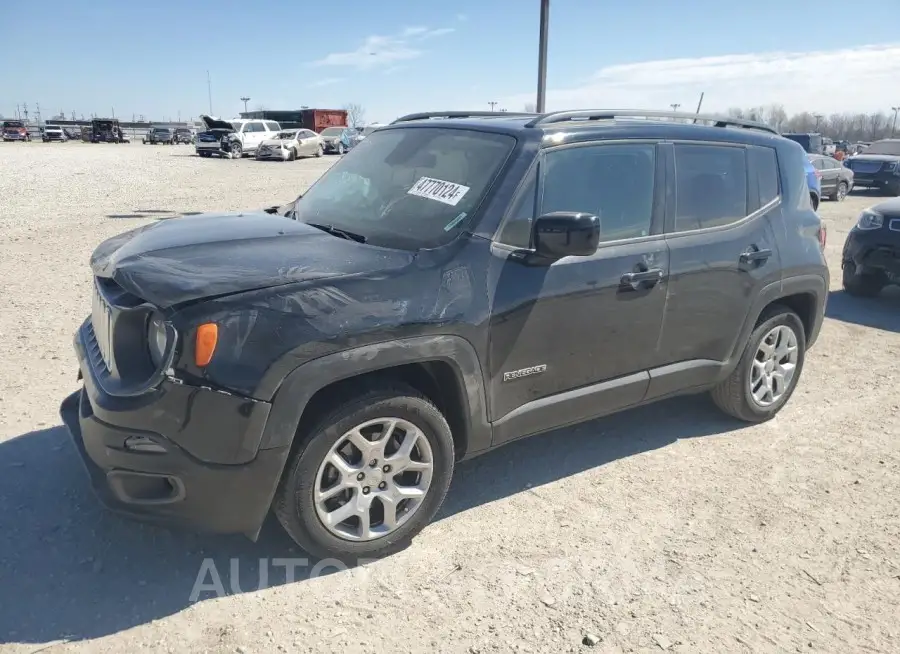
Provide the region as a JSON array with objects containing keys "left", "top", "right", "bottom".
[
  {"left": 620, "top": 268, "right": 663, "bottom": 290},
  {"left": 740, "top": 247, "right": 773, "bottom": 264}
]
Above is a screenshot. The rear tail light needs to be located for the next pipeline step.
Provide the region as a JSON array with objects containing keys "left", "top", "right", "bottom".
[{"left": 817, "top": 223, "right": 827, "bottom": 249}]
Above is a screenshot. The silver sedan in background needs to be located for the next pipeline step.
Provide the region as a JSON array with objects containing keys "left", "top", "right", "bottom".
[{"left": 256, "top": 129, "right": 323, "bottom": 161}]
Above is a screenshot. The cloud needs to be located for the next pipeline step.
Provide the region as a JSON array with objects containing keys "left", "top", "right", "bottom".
[
  {"left": 310, "top": 26, "right": 454, "bottom": 70},
  {"left": 307, "top": 78, "right": 344, "bottom": 88},
  {"left": 457, "top": 13, "right": 468, "bottom": 22},
  {"left": 503, "top": 43, "right": 900, "bottom": 115}
]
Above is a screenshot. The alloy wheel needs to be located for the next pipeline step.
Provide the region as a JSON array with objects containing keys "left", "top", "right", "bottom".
[
  {"left": 748, "top": 325, "right": 799, "bottom": 407},
  {"left": 313, "top": 418, "right": 434, "bottom": 541}
]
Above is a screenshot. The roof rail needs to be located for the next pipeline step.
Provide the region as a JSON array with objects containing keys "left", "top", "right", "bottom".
[
  {"left": 525, "top": 109, "right": 779, "bottom": 134},
  {"left": 391, "top": 111, "right": 538, "bottom": 124}
]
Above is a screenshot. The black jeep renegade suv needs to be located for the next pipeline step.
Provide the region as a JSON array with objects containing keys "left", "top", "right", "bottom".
[{"left": 60, "top": 109, "right": 829, "bottom": 560}]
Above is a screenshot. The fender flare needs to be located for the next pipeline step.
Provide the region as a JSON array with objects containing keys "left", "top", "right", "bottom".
[
  {"left": 723, "top": 273, "right": 828, "bottom": 373},
  {"left": 256, "top": 335, "right": 492, "bottom": 456}
]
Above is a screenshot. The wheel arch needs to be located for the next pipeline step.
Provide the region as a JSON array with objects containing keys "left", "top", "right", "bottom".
[
  {"left": 257, "top": 336, "right": 492, "bottom": 462},
  {"left": 726, "top": 274, "right": 828, "bottom": 370}
]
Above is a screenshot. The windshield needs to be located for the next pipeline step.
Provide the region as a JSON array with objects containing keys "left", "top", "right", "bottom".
[
  {"left": 3, "top": 121, "right": 24, "bottom": 128},
  {"left": 176, "top": 128, "right": 190, "bottom": 133},
  {"left": 321, "top": 127, "right": 345, "bottom": 136},
  {"left": 153, "top": 128, "right": 171, "bottom": 133},
  {"left": 276, "top": 131, "right": 298, "bottom": 139},
  {"left": 292, "top": 127, "right": 516, "bottom": 249},
  {"left": 865, "top": 140, "right": 900, "bottom": 156}
]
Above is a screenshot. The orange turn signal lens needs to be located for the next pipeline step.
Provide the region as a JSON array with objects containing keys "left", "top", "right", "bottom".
[{"left": 194, "top": 323, "right": 218, "bottom": 367}]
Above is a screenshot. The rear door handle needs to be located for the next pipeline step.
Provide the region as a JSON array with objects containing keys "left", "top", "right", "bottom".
[
  {"left": 740, "top": 248, "right": 772, "bottom": 264},
  {"left": 620, "top": 268, "right": 663, "bottom": 290}
]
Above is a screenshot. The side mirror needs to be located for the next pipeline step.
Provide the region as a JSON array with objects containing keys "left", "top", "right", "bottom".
[{"left": 533, "top": 211, "right": 600, "bottom": 259}]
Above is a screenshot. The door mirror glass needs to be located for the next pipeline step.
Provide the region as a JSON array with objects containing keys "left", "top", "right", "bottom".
[{"left": 533, "top": 211, "right": 600, "bottom": 259}]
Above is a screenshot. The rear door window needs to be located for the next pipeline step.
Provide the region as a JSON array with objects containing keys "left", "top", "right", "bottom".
[
  {"left": 673, "top": 144, "right": 748, "bottom": 231},
  {"left": 748, "top": 146, "right": 780, "bottom": 209}
]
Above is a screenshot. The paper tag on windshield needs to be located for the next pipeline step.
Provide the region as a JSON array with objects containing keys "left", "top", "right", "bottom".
[{"left": 407, "top": 177, "right": 470, "bottom": 206}]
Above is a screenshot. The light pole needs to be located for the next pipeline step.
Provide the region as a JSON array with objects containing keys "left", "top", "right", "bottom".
[
  {"left": 891, "top": 106, "right": 899, "bottom": 137},
  {"left": 813, "top": 114, "right": 824, "bottom": 131},
  {"left": 536, "top": 0, "right": 549, "bottom": 113},
  {"left": 241, "top": 96, "right": 251, "bottom": 114},
  {"left": 206, "top": 70, "right": 213, "bottom": 114},
  {"left": 488, "top": 101, "right": 498, "bottom": 112},
  {"left": 670, "top": 103, "right": 680, "bottom": 112}
]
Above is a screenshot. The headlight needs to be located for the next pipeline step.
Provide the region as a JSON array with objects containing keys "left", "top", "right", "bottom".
[
  {"left": 856, "top": 210, "right": 883, "bottom": 231},
  {"left": 147, "top": 312, "right": 168, "bottom": 366}
]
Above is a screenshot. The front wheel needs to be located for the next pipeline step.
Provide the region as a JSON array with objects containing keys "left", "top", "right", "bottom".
[
  {"left": 337, "top": 142, "right": 345, "bottom": 155},
  {"left": 315, "top": 145, "right": 323, "bottom": 158},
  {"left": 229, "top": 142, "right": 242, "bottom": 159},
  {"left": 273, "top": 382, "right": 455, "bottom": 561},
  {"left": 711, "top": 306, "right": 806, "bottom": 422}
]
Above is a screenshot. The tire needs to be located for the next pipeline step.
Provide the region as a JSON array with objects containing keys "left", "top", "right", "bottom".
[
  {"left": 337, "top": 142, "right": 345, "bottom": 155},
  {"left": 710, "top": 305, "right": 806, "bottom": 423},
  {"left": 888, "top": 181, "right": 900, "bottom": 197},
  {"left": 229, "top": 142, "right": 242, "bottom": 159},
  {"left": 829, "top": 181, "right": 848, "bottom": 202},
  {"left": 315, "top": 145, "right": 323, "bottom": 158},
  {"left": 842, "top": 261, "right": 886, "bottom": 297},
  {"left": 288, "top": 148, "right": 296, "bottom": 161},
  {"left": 810, "top": 192, "right": 819, "bottom": 211},
  {"left": 199, "top": 151, "right": 211, "bottom": 158},
  {"left": 273, "top": 382, "right": 455, "bottom": 561}
]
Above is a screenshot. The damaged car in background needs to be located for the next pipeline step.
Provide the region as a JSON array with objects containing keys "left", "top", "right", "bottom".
[
  {"left": 256, "top": 128, "right": 323, "bottom": 161},
  {"left": 60, "top": 109, "right": 828, "bottom": 562},
  {"left": 195, "top": 115, "right": 281, "bottom": 159}
]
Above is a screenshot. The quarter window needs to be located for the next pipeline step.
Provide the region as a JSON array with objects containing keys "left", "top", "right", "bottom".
[
  {"left": 674, "top": 144, "right": 748, "bottom": 231},
  {"left": 749, "top": 146, "right": 780, "bottom": 207}
]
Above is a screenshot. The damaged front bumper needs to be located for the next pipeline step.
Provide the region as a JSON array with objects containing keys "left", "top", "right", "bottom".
[{"left": 59, "top": 324, "right": 291, "bottom": 537}]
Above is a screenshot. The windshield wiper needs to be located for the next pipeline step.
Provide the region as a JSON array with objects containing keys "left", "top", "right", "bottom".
[{"left": 306, "top": 223, "right": 367, "bottom": 243}]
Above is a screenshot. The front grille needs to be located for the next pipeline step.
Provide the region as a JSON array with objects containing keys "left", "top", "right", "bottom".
[{"left": 91, "top": 281, "right": 114, "bottom": 371}]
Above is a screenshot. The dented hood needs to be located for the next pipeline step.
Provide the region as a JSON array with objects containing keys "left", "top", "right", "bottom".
[
  {"left": 199, "top": 114, "right": 236, "bottom": 131},
  {"left": 90, "top": 212, "right": 415, "bottom": 308}
]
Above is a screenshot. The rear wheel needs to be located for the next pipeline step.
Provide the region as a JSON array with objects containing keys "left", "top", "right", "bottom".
[
  {"left": 711, "top": 306, "right": 806, "bottom": 423},
  {"left": 830, "top": 181, "right": 848, "bottom": 202},
  {"left": 842, "top": 261, "right": 886, "bottom": 297},
  {"left": 273, "top": 382, "right": 455, "bottom": 561}
]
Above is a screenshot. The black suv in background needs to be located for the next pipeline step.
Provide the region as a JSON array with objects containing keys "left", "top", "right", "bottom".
[
  {"left": 60, "top": 109, "right": 829, "bottom": 560},
  {"left": 843, "top": 139, "right": 900, "bottom": 195},
  {"left": 842, "top": 197, "right": 900, "bottom": 296}
]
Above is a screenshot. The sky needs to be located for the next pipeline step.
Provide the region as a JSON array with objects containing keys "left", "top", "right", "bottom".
[{"left": 2, "top": 0, "right": 899, "bottom": 124}]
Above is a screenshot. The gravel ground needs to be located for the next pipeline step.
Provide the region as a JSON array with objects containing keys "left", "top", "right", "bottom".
[{"left": 1, "top": 142, "right": 899, "bottom": 654}]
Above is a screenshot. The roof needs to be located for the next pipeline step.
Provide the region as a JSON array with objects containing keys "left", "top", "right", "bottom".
[{"left": 385, "top": 109, "right": 785, "bottom": 147}]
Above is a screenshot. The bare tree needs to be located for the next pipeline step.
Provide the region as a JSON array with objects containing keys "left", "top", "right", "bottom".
[
  {"left": 344, "top": 103, "right": 366, "bottom": 127},
  {"left": 524, "top": 102, "right": 537, "bottom": 113},
  {"left": 729, "top": 105, "right": 898, "bottom": 142}
]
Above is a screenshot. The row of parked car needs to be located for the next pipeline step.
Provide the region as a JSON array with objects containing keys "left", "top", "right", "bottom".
[
  {"left": 799, "top": 137, "right": 900, "bottom": 210},
  {"left": 193, "top": 115, "right": 384, "bottom": 160}
]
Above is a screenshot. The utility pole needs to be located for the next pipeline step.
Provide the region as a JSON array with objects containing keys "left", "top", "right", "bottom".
[
  {"left": 240, "top": 96, "right": 250, "bottom": 113},
  {"left": 813, "top": 114, "right": 823, "bottom": 130},
  {"left": 207, "top": 71, "right": 213, "bottom": 115},
  {"left": 22, "top": 103, "right": 28, "bottom": 121},
  {"left": 670, "top": 103, "right": 680, "bottom": 112},
  {"left": 488, "top": 101, "right": 498, "bottom": 112},
  {"left": 536, "top": 0, "right": 549, "bottom": 113},
  {"left": 892, "top": 106, "right": 900, "bottom": 137}
]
